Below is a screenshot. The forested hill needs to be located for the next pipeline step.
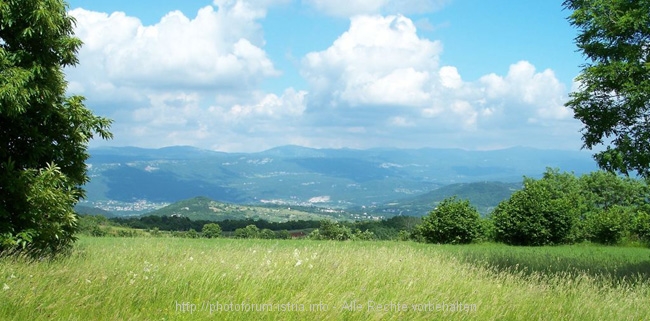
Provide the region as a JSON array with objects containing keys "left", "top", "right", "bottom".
[
  {"left": 363, "top": 181, "right": 522, "bottom": 216},
  {"left": 81, "top": 145, "right": 597, "bottom": 215}
]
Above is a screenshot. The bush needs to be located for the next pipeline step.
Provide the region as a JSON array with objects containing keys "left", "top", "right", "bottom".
[
  {"left": 275, "top": 230, "right": 292, "bottom": 239},
  {"left": 149, "top": 227, "right": 161, "bottom": 237},
  {"left": 91, "top": 226, "right": 107, "bottom": 237},
  {"left": 308, "top": 229, "right": 321, "bottom": 240},
  {"left": 201, "top": 223, "right": 222, "bottom": 239},
  {"left": 416, "top": 197, "right": 482, "bottom": 244},
  {"left": 479, "top": 217, "right": 495, "bottom": 242},
  {"left": 77, "top": 214, "right": 109, "bottom": 237},
  {"left": 318, "top": 221, "right": 353, "bottom": 241},
  {"left": 585, "top": 206, "right": 634, "bottom": 245},
  {"left": 633, "top": 210, "right": 650, "bottom": 244},
  {"left": 493, "top": 174, "right": 580, "bottom": 246},
  {"left": 397, "top": 230, "right": 411, "bottom": 241},
  {"left": 353, "top": 229, "right": 375, "bottom": 241},
  {"left": 186, "top": 229, "right": 199, "bottom": 239},
  {"left": 234, "top": 225, "right": 259, "bottom": 239},
  {"left": 171, "top": 231, "right": 186, "bottom": 238},
  {"left": 117, "top": 230, "right": 137, "bottom": 237},
  {"left": 259, "top": 229, "right": 276, "bottom": 239}
]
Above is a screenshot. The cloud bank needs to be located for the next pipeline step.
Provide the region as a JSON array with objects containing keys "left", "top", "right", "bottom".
[{"left": 66, "top": 1, "right": 581, "bottom": 152}]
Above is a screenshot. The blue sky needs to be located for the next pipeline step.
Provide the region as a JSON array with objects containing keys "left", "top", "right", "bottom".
[{"left": 64, "top": 0, "right": 587, "bottom": 152}]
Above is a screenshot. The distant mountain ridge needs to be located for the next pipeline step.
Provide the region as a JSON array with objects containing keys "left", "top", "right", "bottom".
[
  {"left": 81, "top": 145, "right": 598, "bottom": 216},
  {"left": 364, "top": 181, "right": 522, "bottom": 217}
]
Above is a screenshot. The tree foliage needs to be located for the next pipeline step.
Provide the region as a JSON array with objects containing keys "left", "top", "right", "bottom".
[
  {"left": 580, "top": 170, "right": 650, "bottom": 210},
  {"left": 201, "top": 223, "right": 222, "bottom": 239},
  {"left": 585, "top": 205, "right": 634, "bottom": 244},
  {"left": 0, "top": 0, "right": 112, "bottom": 255},
  {"left": 234, "top": 225, "right": 260, "bottom": 239},
  {"left": 492, "top": 169, "right": 582, "bottom": 246},
  {"left": 316, "top": 220, "right": 353, "bottom": 241},
  {"left": 416, "top": 196, "right": 482, "bottom": 244},
  {"left": 491, "top": 168, "right": 650, "bottom": 246},
  {"left": 563, "top": 0, "right": 650, "bottom": 177}
]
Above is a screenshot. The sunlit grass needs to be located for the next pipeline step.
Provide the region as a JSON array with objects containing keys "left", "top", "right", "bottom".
[{"left": 1, "top": 237, "right": 649, "bottom": 320}]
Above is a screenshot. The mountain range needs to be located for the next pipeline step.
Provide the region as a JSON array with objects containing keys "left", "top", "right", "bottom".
[{"left": 79, "top": 145, "right": 599, "bottom": 217}]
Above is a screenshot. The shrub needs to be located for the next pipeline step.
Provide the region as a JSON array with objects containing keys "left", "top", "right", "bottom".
[
  {"left": 585, "top": 206, "right": 634, "bottom": 245},
  {"left": 91, "top": 226, "right": 107, "bottom": 237},
  {"left": 117, "top": 230, "right": 137, "bottom": 238},
  {"left": 149, "top": 227, "right": 161, "bottom": 237},
  {"left": 353, "top": 229, "right": 376, "bottom": 241},
  {"left": 493, "top": 175, "right": 580, "bottom": 246},
  {"left": 259, "top": 229, "right": 276, "bottom": 239},
  {"left": 186, "top": 229, "right": 199, "bottom": 239},
  {"left": 201, "top": 223, "right": 222, "bottom": 239},
  {"left": 275, "top": 230, "right": 292, "bottom": 239},
  {"left": 318, "top": 221, "right": 353, "bottom": 241},
  {"left": 171, "top": 231, "right": 186, "bottom": 238},
  {"left": 479, "top": 217, "right": 495, "bottom": 242},
  {"left": 633, "top": 210, "right": 650, "bottom": 244},
  {"left": 308, "top": 229, "right": 321, "bottom": 240},
  {"left": 416, "top": 197, "right": 482, "bottom": 244},
  {"left": 234, "top": 225, "right": 259, "bottom": 239}
]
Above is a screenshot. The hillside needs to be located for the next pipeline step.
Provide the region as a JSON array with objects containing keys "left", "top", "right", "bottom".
[
  {"left": 74, "top": 205, "right": 115, "bottom": 218},
  {"left": 82, "top": 145, "right": 597, "bottom": 216},
  {"left": 366, "top": 181, "right": 522, "bottom": 216},
  {"left": 146, "top": 196, "right": 361, "bottom": 222}
]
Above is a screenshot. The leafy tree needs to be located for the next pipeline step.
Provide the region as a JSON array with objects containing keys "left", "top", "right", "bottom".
[
  {"left": 479, "top": 217, "right": 495, "bottom": 242},
  {"left": 317, "top": 220, "right": 352, "bottom": 241},
  {"left": 416, "top": 197, "right": 482, "bottom": 244},
  {"left": 579, "top": 171, "right": 649, "bottom": 210},
  {"left": 0, "top": 0, "right": 112, "bottom": 255},
  {"left": 563, "top": 0, "right": 650, "bottom": 177},
  {"left": 186, "top": 228, "right": 199, "bottom": 239},
  {"left": 234, "top": 225, "right": 259, "bottom": 239},
  {"left": 201, "top": 223, "right": 222, "bottom": 239},
  {"left": 352, "top": 228, "right": 375, "bottom": 241},
  {"left": 397, "top": 230, "right": 411, "bottom": 241},
  {"left": 493, "top": 170, "right": 582, "bottom": 246},
  {"left": 633, "top": 209, "right": 650, "bottom": 244},
  {"left": 574, "top": 171, "right": 649, "bottom": 243},
  {"left": 585, "top": 205, "right": 634, "bottom": 244},
  {"left": 259, "top": 228, "right": 275, "bottom": 239},
  {"left": 275, "top": 230, "right": 291, "bottom": 240},
  {"left": 308, "top": 229, "right": 321, "bottom": 240}
]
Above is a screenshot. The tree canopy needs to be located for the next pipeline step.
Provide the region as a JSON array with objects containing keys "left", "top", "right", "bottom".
[
  {"left": 0, "top": 0, "right": 112, "bottom": 255},
  {"left": 563, "top": 0, "right": 650, "bottom": 177}
]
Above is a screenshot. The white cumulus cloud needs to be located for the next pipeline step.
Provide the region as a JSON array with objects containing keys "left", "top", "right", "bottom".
[
  {"left": 299, "top": 14, "right": 577, "bottom": 150},
  {"left": 303, "top": 14, "right": 442, "bottom": 107},
  {"left": 68, "top": 4, "right": 277, "bottom": 92}
]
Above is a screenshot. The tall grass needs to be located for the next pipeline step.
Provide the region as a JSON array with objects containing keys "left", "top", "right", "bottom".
[{"left": 1, "top": 237, "right": 648, "bottom": 320}]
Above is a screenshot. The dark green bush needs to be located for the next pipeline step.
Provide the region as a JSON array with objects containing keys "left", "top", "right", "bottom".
[
  {"left": 416, "top": 197, "right": 482, "bottom": 244},
  {"left": 317, "top": 221, "right": 353, "bottom": 241},
  {"left": 186, "top": 229, "right": 199, "bottom": 239},
  {"left": 585, "top": 206, "right": 634, "bottom": 245},
  {"left": 275, "top": 230, "right": 292, "bottom": 239},
  {"left": 234, "top": 225, "right": 260, "bottom": 239},
  {"left": 493, "top": 175, "right": 580, "bottom": 246},
  {"left": 633, "top": 210, "right": 650, "bottom": 244},
  {"left": 259, "top": 228, "right": 276, "bottom": 239},
  {"left": 201, "top": 223, "right": 222, "bottom": 239}
]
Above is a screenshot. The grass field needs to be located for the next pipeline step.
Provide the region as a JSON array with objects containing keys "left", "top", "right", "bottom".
[{"left": 1, "top": 237, "right": 649, "bottom": 320}]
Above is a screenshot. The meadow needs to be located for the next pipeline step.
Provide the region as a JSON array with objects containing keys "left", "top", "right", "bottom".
[{"left": 1, "top": 237, "right": 649, "bottom": 320}]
